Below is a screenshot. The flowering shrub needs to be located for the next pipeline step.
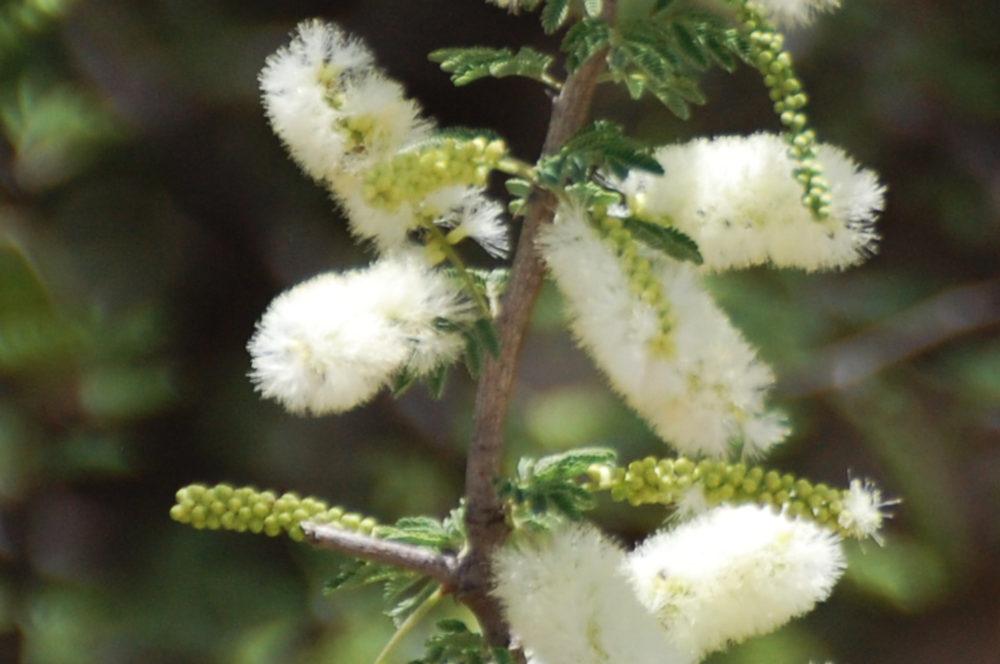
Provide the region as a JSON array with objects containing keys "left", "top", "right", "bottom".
[{"left": 171, "top": 2, "right": 894, "bottom": 662}]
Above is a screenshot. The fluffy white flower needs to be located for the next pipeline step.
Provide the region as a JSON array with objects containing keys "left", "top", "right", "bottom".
[
  {"left": 332, "top": 174, "right": 420, "bottom": 249},
  {"left": 622, "top": 133, "right": 885, "bottom": 272},
  {"left": 333, "top": 182, "right": 509, "bottom": 256},
  {"left": 247, "top": 254, "right": 472, "bottom": 415},
  {"left": 626, "top": 504, "right": 845, "bottom": 658},
  {"left": 838, "top": 478, "right": 897, "bottom": 544},
  {"left": 492, "top": 524, "right": 691, "bottom": 664},
  {"left": 259, "top": 20, "right": 429, "bottom": 183},
  {"left": 538, "top": 205, "right": 788, "bottom": 458},
  {"left": 428, "top": 186, "right": 510, "bottom": 258},
  {"left": 750, "top": 0, "right": 842, "bottom": 27}
]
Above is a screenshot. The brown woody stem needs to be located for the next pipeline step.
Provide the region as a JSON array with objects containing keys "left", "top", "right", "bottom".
[
  {"left": 457, "top": 9, "right": 613, "bottom": 650},
  {"left": 301, "top": 522, "right": 458, "bottom": 586}
]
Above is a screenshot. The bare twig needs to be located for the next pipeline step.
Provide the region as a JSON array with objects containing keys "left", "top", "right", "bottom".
[
  {"left": 301, "top": 522, "right": 458, "bottom": 586},
  {"left": 459, "top": 2, "right": 615, "bottom": 650},
  {"left": 780, "top": 278, "right": 1000, "bottom": 397}
]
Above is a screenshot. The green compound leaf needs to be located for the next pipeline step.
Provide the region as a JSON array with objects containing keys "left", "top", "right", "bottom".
[
  {"left": 327, "top": 508, "right": 466, "bottom": 627},
  {"left": 609, "top": 20, "right": 705, "bottom": 119},
  {"left": 428, "top": 46, "right": 555, "bottom": 87},
  {"left": 562, "top": 17, "right": 611, "bottom": 72},
  {"left": 602, "top": 6, "right": 752, "bottom": 118},
  {"left": 473, "top": 317, "right": 501, "bottom": 358},
  {"left": 500, "top": 447, "right": 617, "bottom": 523},
  {"left": 564, "top": 181, "right": 622, "bottom": 209},
  {"left": 671, "top": 21, "right": 710, "bottom": 69},
  {"left": 532, "top": 447, "right": 617, "bottom": 481},
  {"left": 384, "top": 574, "right": 438, "bottom": 625},
  {"left": 537, "top": 120, "right": 662, "bottom": 188},
  {"left": 326, "top": 558, "right": 406, "bottom": 594},
  {"left": 329, "top": 559, "right": 436, "bottom": 627},
  {"left": 540, "top": 0, "right": 571, "bottom": 33},
  {"left": 621, "top": 216, "right": 703, "bottom": 265},
  {"left": 426, "top": 365, "right": 449, "bottom": 399},
  {"left": 417, "top": 619, "right": 514, "bottom": 664},
  {"left": 380, "top": 508, "right": 466, "bottom": 552},
  {"left": 463, "top": 329, "right": 483, "bottom": 378}
]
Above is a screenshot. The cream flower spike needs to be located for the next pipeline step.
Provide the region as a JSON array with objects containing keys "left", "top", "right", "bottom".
[
  {"left": 247, "top": 253, "right": 473, "bottom": 416},
  {"left": 492, "top": 523, "right": 692, "bottom": 664},
  {"left": 622, "top": 133, "right": 885, "bottom": 273},
  {"left": 259, "top": 20, "right": 430, "bottom": 183},
  {"left": 625, "top": 504, "right": 845, "bottom": 659},
  {"left": 539, "top": 203, "right": 788, "bottom": 459}
]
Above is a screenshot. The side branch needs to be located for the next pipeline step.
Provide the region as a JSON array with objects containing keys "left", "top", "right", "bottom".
[{"left": 301, "top": 522, "right": 458, "bottom": 586}]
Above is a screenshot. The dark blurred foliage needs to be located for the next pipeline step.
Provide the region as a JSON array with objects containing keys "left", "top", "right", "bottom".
[{"left": 0, "top": 0, "right": 997, "bottom": 662}]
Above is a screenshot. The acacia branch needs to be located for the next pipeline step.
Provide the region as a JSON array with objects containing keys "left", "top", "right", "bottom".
[
  {"left": 458, "top": 3, "right": 615, "bottom": 649},
  {"left": 301, "top": 522, "right": 458, "bottom": 586}
]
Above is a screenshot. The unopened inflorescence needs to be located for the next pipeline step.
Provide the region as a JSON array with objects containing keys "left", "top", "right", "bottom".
[{"left": 170, "top": 483, "right": 379, "bottom": 542}]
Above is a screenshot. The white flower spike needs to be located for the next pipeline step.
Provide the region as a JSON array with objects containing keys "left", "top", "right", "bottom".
[
  {"left": 626, "top": 504, "right": 846, "bottom": 659},
  {"left": 623, "top": 133, "right": 885, "bottom": 273},
  {"left": 539, "top": 204, "right": 789, "bottom": 458},
  {"left": 247, "top": 254, "right": 472, "bottom": 416},
  {"left": 492, "top": 523, "right": 692, "bottom": 664},
  {"left": 259, "top": 20, "right": 430, "bottom": 183}
]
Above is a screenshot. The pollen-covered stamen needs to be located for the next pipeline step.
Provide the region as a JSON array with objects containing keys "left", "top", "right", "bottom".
[{"left": 838, "top": 477, "right": 899, "bottom": 544}]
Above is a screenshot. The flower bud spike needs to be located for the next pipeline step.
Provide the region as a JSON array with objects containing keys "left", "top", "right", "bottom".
[
  {"left": 586, "top": 456, "right": 895, "bottom": 541},
  {"left": 171, "top": 483, "right": 382, "bottom": 542},
  {"left": 739, "top": 3, "right": 837, "bottom": 220}
]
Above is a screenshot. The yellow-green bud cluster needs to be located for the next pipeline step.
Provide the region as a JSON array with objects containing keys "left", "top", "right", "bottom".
[
  {"left": 362, "top": 137, "right": 507, "bottom": 210},
  {"left": 598, "top": 213, "right": 675, "bottom": 356},
  {"left": 170, "top": 483, "right": 379, "bottom": 542},
  {"left": 587, "top": 456, "right": 870, "bottom": 540},
  {"left": 741, "top": 3, "right": 831, "bottom": 220},
  {"left": 338, "top": 113, "right": 380, "bottom": 152}
]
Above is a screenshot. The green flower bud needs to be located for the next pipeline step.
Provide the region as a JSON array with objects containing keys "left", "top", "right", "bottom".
[
  {"left": 588, "top": 457, "right": 890, "bottom": 539},
  {"left": 360, "top": 136, "right": 508, "bottom": 209},
  {"left": 169, "top": 483, "right": 381, "bottom": 543}
]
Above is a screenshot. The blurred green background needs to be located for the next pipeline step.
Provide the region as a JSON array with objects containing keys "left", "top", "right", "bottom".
[{"left": 0, "top": 0, "right": 997, "bottom": 662}]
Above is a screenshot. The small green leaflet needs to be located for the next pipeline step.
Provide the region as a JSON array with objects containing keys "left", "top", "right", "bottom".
[
  {"left": 429, "top": 46, "right": 555, "bottom": 86},
  {"left": 562, "top": 17, "right": 611, "bottom": 72},
  {"left": 537, "top": 124, "right": 661, "bottom": 187},
  {"left": 564, "top": 181, "right": 622, "bottom": 209},
  {"left": 326, "top": 510, "right": 466, "bottom": 628},
  {"left": 540, "top": 0, "right": 571, "bottom": 33},
  {"left": 600, "top": 7, "right": 753, "bottom": 119},
  {"left": 537, "top": 120, "right": 662, "bottom": 188},
  {"left": 380, "top": 509, "right": 466, "bottom": 552},
  {"left": 416, "top": 619, "right": 516, "bottom": 664},
  {"left": 622, "top": 216, "right": 703, "bottom": 265},
  {"left": 583, "top": 0, "right": 603, "bottom": 17},
  {"left": 499, "top": 447, "right": 617, "bottom": 522}
]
